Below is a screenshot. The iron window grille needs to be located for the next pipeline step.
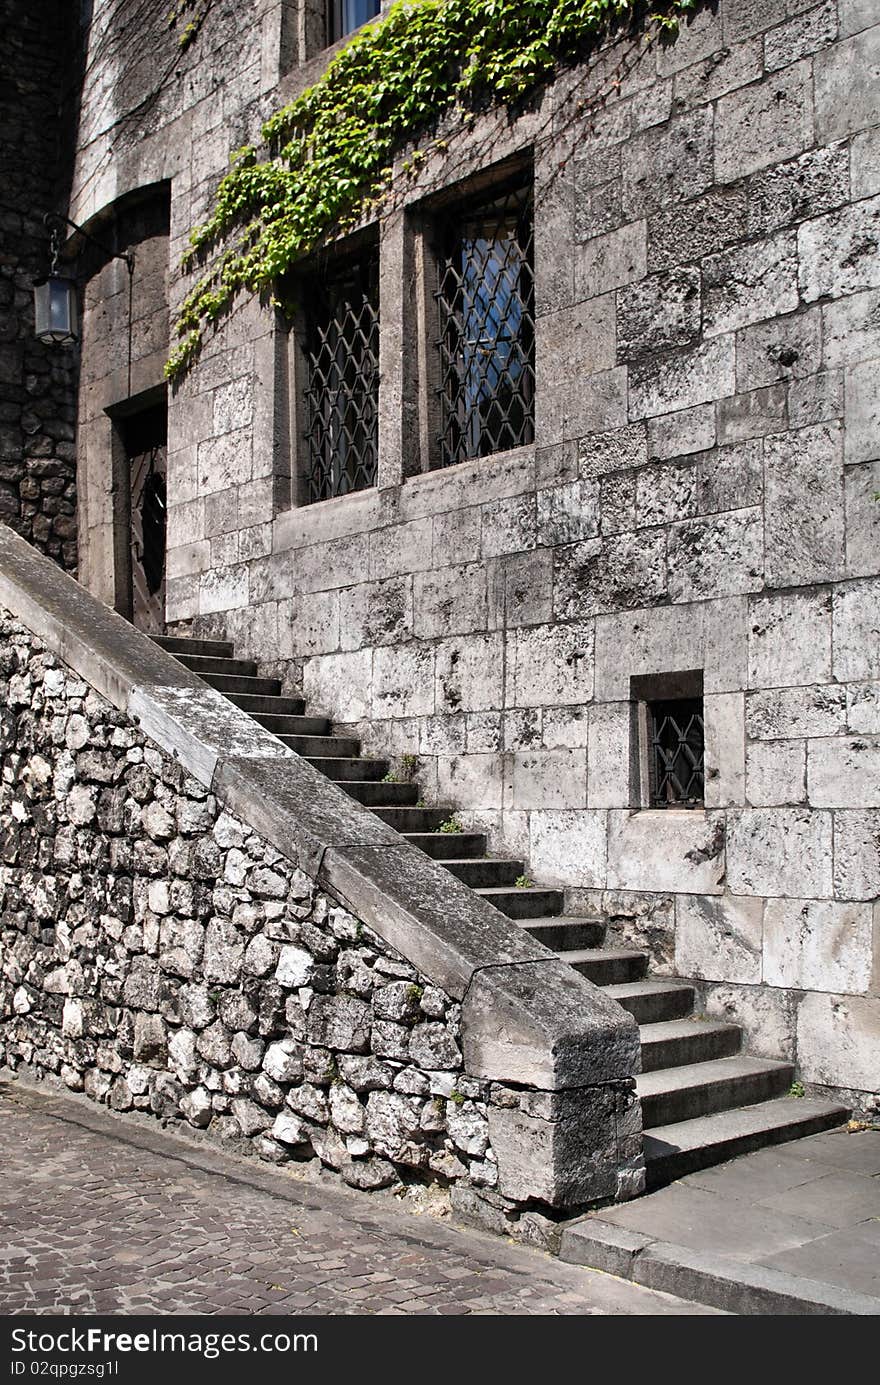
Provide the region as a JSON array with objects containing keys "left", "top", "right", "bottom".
[
  {"left": 327, "top": 0, "right": 379, "bottom": 44},
  {"left": 434, "top": 179, "right": 535, "bottom": 469},
  {"left": 302, "top": 250, "right": 379, "bottom": 505},
  {"left": 648, "top": 697, "right": 705, "bottom": 808}
]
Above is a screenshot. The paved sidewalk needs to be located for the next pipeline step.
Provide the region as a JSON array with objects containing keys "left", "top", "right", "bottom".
[
  {"left": 561, "top": 1125, "right": 880, "bottom": 1314},
  {"left": 0, "top": 1079, "right": 716, "bottom": 1316}
]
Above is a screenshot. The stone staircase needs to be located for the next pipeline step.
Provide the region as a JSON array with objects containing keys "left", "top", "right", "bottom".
[{"left": 154, "top": 633, "right": 848, "bottom": 1191}]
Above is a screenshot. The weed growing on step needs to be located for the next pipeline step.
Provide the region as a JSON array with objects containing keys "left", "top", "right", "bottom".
[
  {"left": 514, "top": 874, "right": 534, "bottom": 889},
  {"left": 789, "top": 1081, "right": 806, "bottom": 1099},
  {"left": 437, "top": 816, "right": 463, "bottom": 834}
]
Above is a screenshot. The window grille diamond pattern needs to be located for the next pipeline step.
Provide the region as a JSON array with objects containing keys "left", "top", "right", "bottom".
[
  {"left": 435, "top": 181, "right": 535, "bottom": 469},
  {"left": 649, "top": 698, "right": 705, "bottom": 808},
  {"left": 304, "top": 253, "right": 379, "bottom": 505}
]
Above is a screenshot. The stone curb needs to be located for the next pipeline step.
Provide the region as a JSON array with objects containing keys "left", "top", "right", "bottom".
[{"left": 558, "top": 1217, "right": 880, "bottom": 1316}]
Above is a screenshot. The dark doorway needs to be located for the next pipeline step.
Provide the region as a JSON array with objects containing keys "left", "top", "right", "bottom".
[{"left": 121, "top": 402, "right": 167, "bottom": 633}]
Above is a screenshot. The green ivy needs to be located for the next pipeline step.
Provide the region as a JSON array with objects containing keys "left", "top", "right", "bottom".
[{"left": 166, "top": 0, "right": 695, "bottom": 380}]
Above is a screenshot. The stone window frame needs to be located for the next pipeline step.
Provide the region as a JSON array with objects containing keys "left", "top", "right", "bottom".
[
  {"left": 282, "top": 0, "right": 383, "bottom": 68},
  {"left": 281, "top": 224, "right": 381, "bottom": 511},
  {"left": 404, "top": 152, "right": 536, "bottom": 480},
  {"left": 630, "top": 669, "right": 705, "bottom": 810}
]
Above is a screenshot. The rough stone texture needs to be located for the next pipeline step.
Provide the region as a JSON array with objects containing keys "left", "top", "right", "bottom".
[{"left": 0, "top": 1, "right": 80, "bottom": 572}]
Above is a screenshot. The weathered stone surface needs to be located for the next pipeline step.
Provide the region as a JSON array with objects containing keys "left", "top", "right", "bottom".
[
  {"left": 796, "top": 992, "right": 880, "bottom": 1091},
  {"left": 674, "top": 894, "right": 763, "bottom": 985},
  {"left": 833, "top": 811, "right": 880, "bottom": 900},
  {"left": 763, "top": 899, "right": 874, "bottom": 994},
  {"left": 726, "top": 808, "right": 833, "bottom": 898},
  {"left": 606, "top": 811, "right": 725, "bottom": 896}
]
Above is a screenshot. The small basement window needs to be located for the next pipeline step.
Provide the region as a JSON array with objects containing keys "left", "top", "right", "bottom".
[{"left": 631, "top": 671, "right": 705, "bottom": 809}]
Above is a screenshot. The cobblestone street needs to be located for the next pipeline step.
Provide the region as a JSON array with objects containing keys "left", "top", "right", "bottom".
[{"left": 0, "top": 1080, "right": 713, "bottom": 1316}]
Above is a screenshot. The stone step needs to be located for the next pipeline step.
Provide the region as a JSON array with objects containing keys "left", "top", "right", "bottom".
[
  {"left": 402, "top": 831, "right": 488, "bottom": 860},
  {"left": 176, "top": 653, "right": 259, "bottom": 678},
  {"left": 226, "top": 691, "right": 306, "bottom": 715},
  {"left": 602, "top": 979, "right": 696, "bottom": 1025},
  {"left": 250, "top": 713, "right": 331, "bottom": 737},
  {"left": 476, "top": 886, "right": 565, "bottom": 919},
  {"left": 311, "top": 757, "right": 390, "bottom": 781},
  {"left": 341, "top": 780, "right": 420, "bottom": 807},
  {"left": 442, "top": 858, "right": 526, "bottom": 889},
  {"left": 522, "top": 916, "right": 606, "bottom": 950},
  {"left": 152, "top": 634, "right": 235, "bottom": 658},
  {"left": 203, "top": 672, "right": 283, "bottom": 697},
  {"left": 643, "top": 1097, "right": 849, "bottom": 1190},
  {"left": 372, "top": 805, "right": 456, "bottom": 831},
  {"left": 562, "top": 947, "right": 648, "bottom": 985},
  {"left": 277, "top": 734, "right": 362, "bottom": 759},
  {"left": 639, "top": 1019, "right": 741, "bottom": 1074},
  {"left": 637, "top": 1055, "right": 794, "bottom": 1130}
]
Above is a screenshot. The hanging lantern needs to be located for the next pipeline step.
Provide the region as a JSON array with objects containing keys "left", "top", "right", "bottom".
[{"left": 33, "top": 271, "right": 79, "bottom": 346}]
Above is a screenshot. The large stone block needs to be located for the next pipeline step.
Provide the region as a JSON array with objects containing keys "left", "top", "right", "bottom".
[
  {"left": 734, "top": 309, "right": 822, "bottom": 392},
  {"left": 628, "top": 336, "right": 736, "bottom": 419},
  {"left": 726, "top": 808, "right": 833, "bottom": 898},
  {"left": 746, "top": 142, "right": 850, "bottom": 237},
  {"left": 595, "top": 597, "right": 748, "bottom": 700},
  {"left": 512, "top": 621, "right": 594, "bottom": 707},
  {"left": 489, "top": 1083, "right": 643, "bottom": 1207},
  {"left": 745, "top": 684, "right": 846, "bottom": 741},
  {"left": 799, "top": 195, "right": 880, "bottom": 303},
  {"left": 622, "top": 108, "right": 715, "bottom": 219},
  {"left": 764, "top": 898, "right": 874, "bottom": 994},
  {"left": 764, "top": 422, "right": 845, "bottom": 586},
  {"left": 553, "top": 531, "right": 667, "bottom": 620},
  {"left": 510, "top": 748, "right": 587, "bottom": 810},
  {"left": 833, "top": 579, "right": 880, "bottom": 682},
  {"left": 606, "top": 810, "right": 725, "bottom": 895},
  {"left": 822, "top": 287, "right": 880, "bottom": 369},
  {"left": 435, "top": 633, "right": 504, "bottom": 713},
  {"left": 715, "top": 59, "right": 814, "bottom": 182},
  {"left": 617, "top": 268, "right": 701, "bottom": 360},
  {"left": 303, "top": 649, "right": 372, "bottom": 724},
  {"left": 647, "top": 403, "right": 716, "bottom": 461},
  {"left": 746, "top": 738, "right": 806, "bottom": 807},
  {"left": 796, "top": 992, "right": 880, "bottom": 1091},
  {"left": 748, "top": 590, "right": 833, "bottom": 689},
  {"left": 587, "top": 702, "right": 631, "bottom": 809},
  {"left": 647, "top": 187, "right": 747, "bottom": 273},
  {"left": 699, "top": 980, "right": 798, "bottom": 1061},
  {"left": 635, "top": 461, "right": 697, "bottom": 527},
  {"left": 575, "top": 220, "right": 646, "bottom": 299},
  {"left": 667, "top": 508, "right": 763, "bottom": 601},
  {"left": 529, "top": 809, "right": 607, "bottom": 888},
  {"left": 412, "top": 563, "right": 487, "bottom": 639},
  {"left": 813, "top": 23, "right": 880, "bottom": 141},
  {"left": 807, "top": 736, "right": 880, "bottom": 808},
  {"left": 703, "top": 231, "right": 799, "bottom": 338},
  {"left": 844, "top": 362, "right": 880, "bottom": 467},
  {"left": 697, "top": 440, "right": 763, "bottom": 515},
  {"left": 674, "top": 893, "right": 763, "bottom": 985},
  {"left": 833, "top": 810, "right": 880, "bottom": 900},
  {"left": 704, "top": 690, "right": 745, "bottom": 809},
  {"left": 716, "top": 384, "right": 788, "bottom": 444},
  {"left": 338, "top": 578, "right": 411, "bottom": 652}
]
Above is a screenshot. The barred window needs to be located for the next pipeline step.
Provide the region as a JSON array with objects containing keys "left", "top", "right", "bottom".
[
  {"left": 648, "top": 698, "right": 705, "bottom": 808},
  {"left": 327, "top": 0, "right": 379, "bottom": 44},
  {"left": 303, "top": 250, "right": 379, "bottom": 505},
  {"left": 434, "top": 178, "right": 535, "bottom": 469}
]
